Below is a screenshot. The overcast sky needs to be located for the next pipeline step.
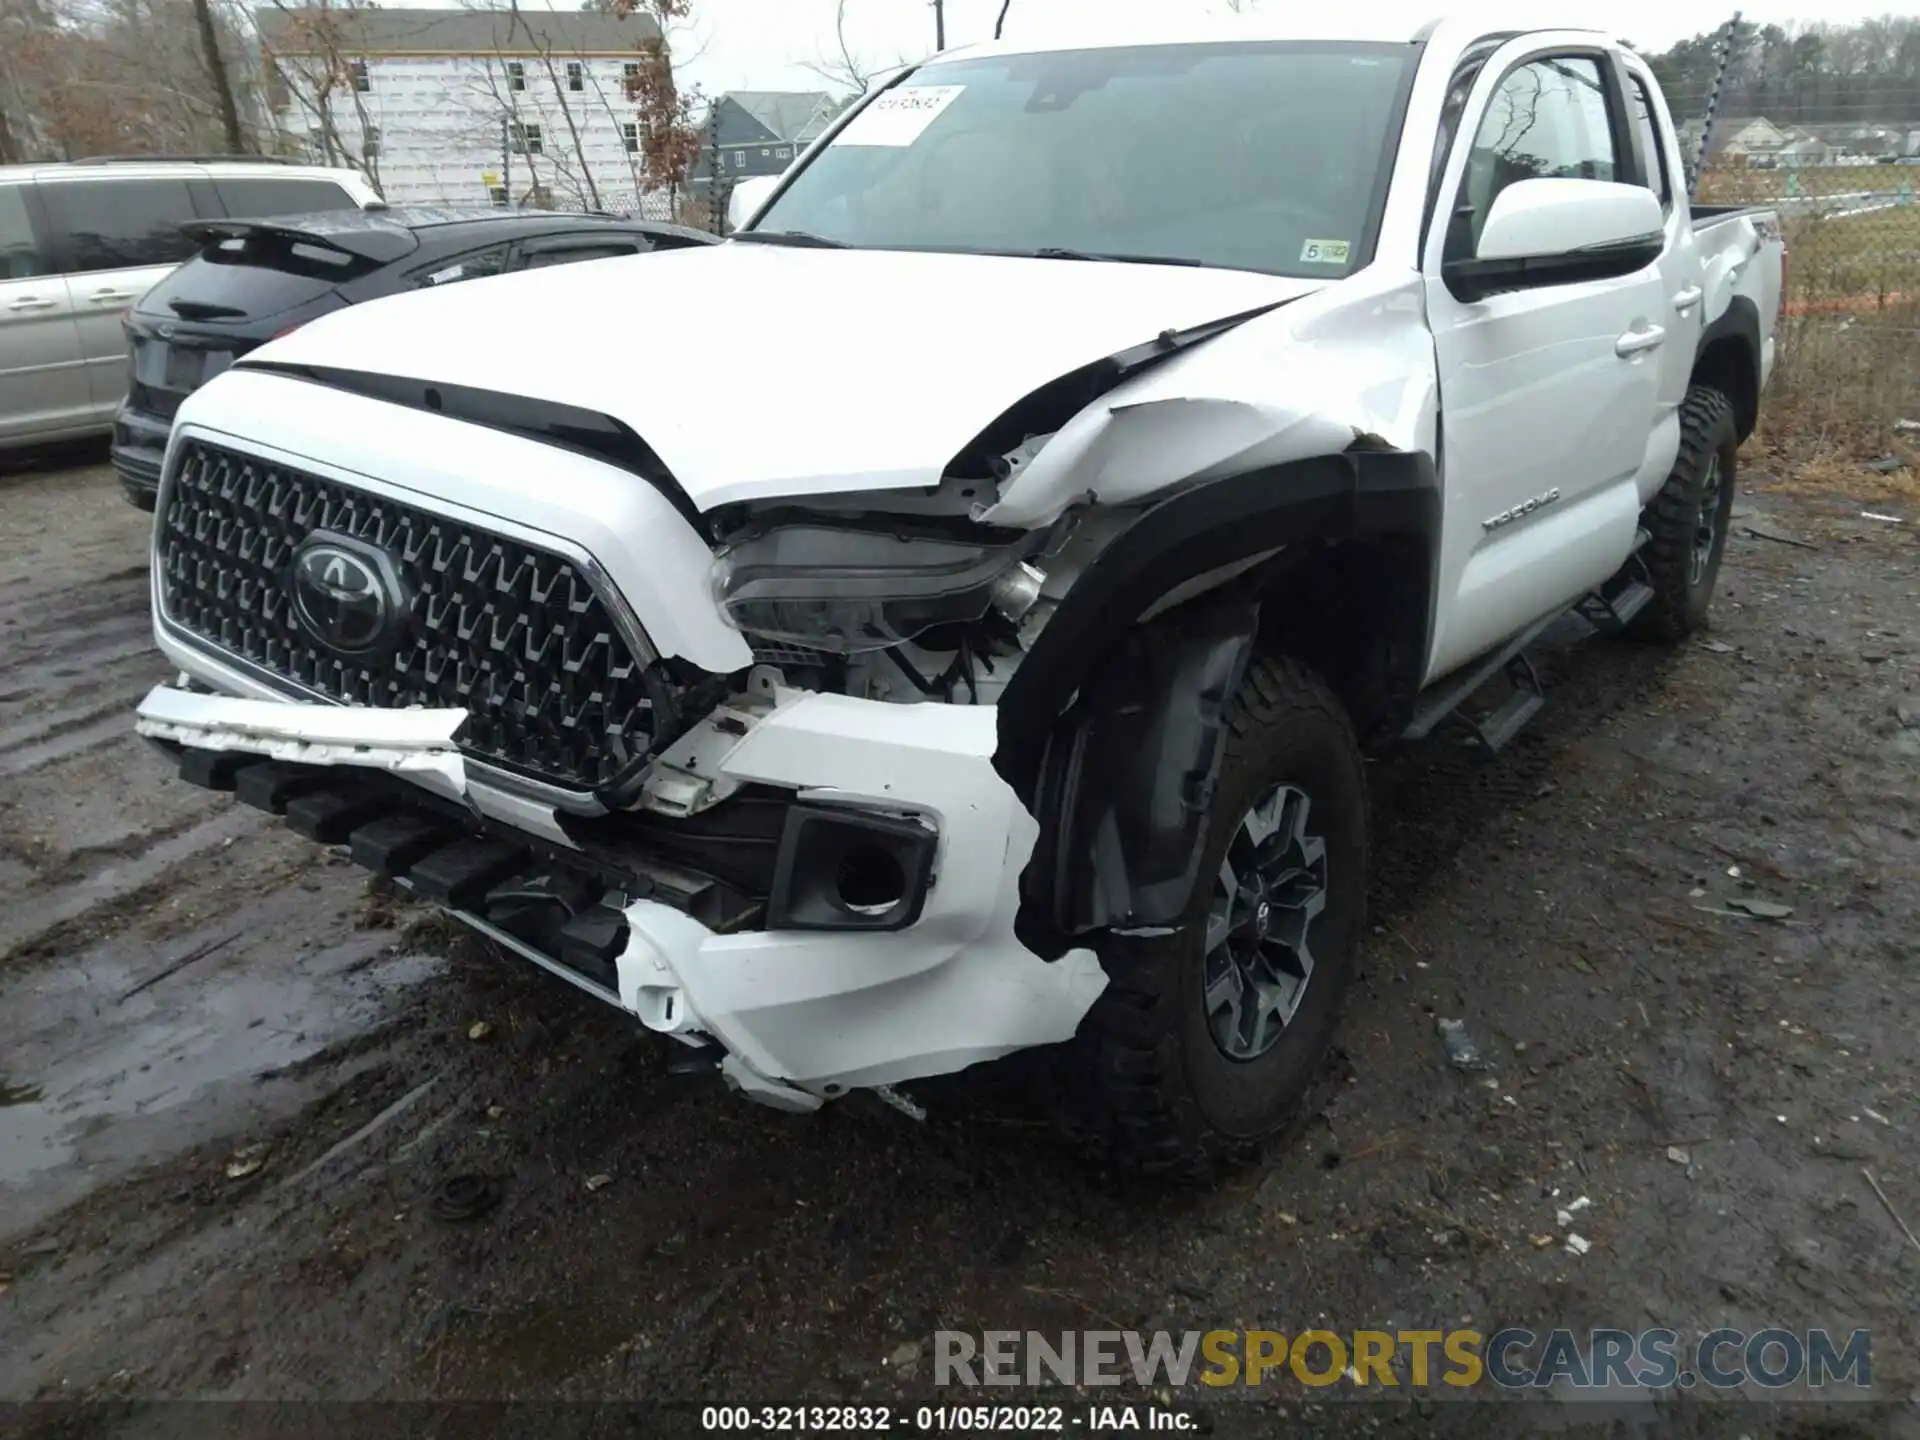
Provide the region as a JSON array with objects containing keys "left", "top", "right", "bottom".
[{"left": 665, "top": 0, "right": 1920, "bottom": 96}]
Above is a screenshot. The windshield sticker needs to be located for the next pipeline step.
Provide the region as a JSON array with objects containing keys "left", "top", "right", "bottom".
[
  {"left": 427, "top": 264, "right": 465, "bottom": 285},
  {"left": 833, "top": 85, "right": 967, "bottom": 147},
  {"left": 1300, "top": 239, "right": 1352, "bottom": 265}
]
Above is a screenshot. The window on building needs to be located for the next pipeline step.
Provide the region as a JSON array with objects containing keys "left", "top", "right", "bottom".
[
  {"left": 621, "top": 122, "right": 640, "bottom": 154},
  {"left": 349, "top": 59, "right": 370, "bottom": 93},
  {"left": 622, "top": 60, "right": 640, "bottom": 89},
  {"left": 38, "top": 177, "right": 200, "bottom": 273},
  {"left": 566, "top": 61, "right": 584, "bottom": 92},
  {"left": 732, "top": 150, "right": 745, "bottom": 168},
  {"left": 774, "top": 146, "right": 791, "bottom": 160},
  {"left": 488, "top": 186, "right": 509, "bottom": 207},
  {"left": 513, "top": 121, "right": 544, "bottom": 155},
  {"left": 507, "top": 61, "right": 526, "bottom": 92},
  {"left": 1456, "top": 55, "right": 1618, "bottom": 252}
]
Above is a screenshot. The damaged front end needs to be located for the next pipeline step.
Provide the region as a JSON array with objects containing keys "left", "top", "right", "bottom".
[{"left": 136, "top": 273, "right": 1433, "bottom": 1113}]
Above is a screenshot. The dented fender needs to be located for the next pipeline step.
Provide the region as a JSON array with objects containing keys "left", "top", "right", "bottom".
[{"left": 976, "top": 271, "right": 1438, "bottom": 530}]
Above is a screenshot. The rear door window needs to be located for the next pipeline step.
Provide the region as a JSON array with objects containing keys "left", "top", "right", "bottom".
[
  {"left": 412, "top": 245, "right": 512, "bottom": 287},
  {"left": 39, "top": 177, "right": 202, "bottom": 274},
  {"left": 212, "top": 176, "right": 361, "bottom": 219},
  {"left": 516, "top": 239, "right": 646, "bottom": 269},
  {"left": 0, "top": 184, "right": 49, "bottom": 278}
]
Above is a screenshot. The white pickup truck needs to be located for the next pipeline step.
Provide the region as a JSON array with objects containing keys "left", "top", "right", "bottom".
[{"left": 134, "top": 13, "right": 1782, "bottom": 1175}]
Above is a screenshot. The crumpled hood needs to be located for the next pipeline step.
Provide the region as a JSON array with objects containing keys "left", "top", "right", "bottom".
[{"left": 244, "top": 242, "right": 1322, "bottom": 510}]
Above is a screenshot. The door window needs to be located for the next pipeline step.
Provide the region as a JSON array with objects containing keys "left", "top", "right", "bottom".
[
  {"left": 519, "top": 242, "right": 642, "bottom": 269},
  {"left": 0, "top": 185, "right": 48, "bottom": 279},
  {"left": 39, "top": 178, "right": 201, "bottom": 274},
  {"left": 1456, "top": 56, "right": 1618, "bottom": 252},
  {"left": 413, "top": 245, "right": 511, "bottom": 287},
  {"left": 1629, "top": 77, "right": 1671, "bottom": 210},
  {"left": 213, "top": 176, "right": 360, "bottom": 219}
]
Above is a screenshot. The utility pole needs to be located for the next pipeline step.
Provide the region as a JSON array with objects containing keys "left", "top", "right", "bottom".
[{"left": 933, "top": 0, "right": 945, "bottom": 50}]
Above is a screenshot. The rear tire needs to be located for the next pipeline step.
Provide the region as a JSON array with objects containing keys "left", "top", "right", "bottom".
[
  {"left": 1049, "top": 655, "right": 1369, "bottom": 1180},
  {"left": 1632, "top": 385, "right": 1739, "bottom": 642}
]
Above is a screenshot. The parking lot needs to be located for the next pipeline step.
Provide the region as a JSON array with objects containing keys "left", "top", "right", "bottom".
[{"left": 1, "top": 454, "right": 1916, "bottom": 1435}]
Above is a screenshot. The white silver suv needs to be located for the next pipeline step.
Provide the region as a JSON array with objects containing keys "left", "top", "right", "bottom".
[{"left": 0, "top": 157, "right": 378, "bottom": 454}]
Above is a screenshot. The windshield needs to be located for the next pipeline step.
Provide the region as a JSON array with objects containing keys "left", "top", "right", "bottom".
[{"left": 749, "top": 41, "right": 1414, "bottom": 278}]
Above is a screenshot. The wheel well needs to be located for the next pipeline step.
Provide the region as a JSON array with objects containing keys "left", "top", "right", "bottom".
[
  {"left": 1692, "top": 335, "right": 1759, "bottom": 442},
  {"left": 1254, "top": 535, "right": 1430, "bottom": 745}
]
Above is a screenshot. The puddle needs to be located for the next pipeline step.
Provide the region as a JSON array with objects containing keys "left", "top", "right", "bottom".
[
  {"left": 1, "top": 1076, "right": 43, "bottom": 1106},
  {"left": 0, "top": 926, "right": 440, "bottom": 1233}
]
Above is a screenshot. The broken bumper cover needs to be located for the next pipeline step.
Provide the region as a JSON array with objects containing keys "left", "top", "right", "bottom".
[{"left": 134, "top": 679, "right": 1106, "bottom": 1108}]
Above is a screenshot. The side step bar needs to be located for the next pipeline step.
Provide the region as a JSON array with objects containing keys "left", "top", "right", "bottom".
[
  {"left": 1402, "top": 535, "right": 1656, "bottom": 759},
  {"left": 1402, "top": 609, "right": 1561, "bottom": 746}
]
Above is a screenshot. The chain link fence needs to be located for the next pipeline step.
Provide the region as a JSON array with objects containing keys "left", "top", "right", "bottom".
[{"left": 1665, "top": 80, "right": 1920, "bottom": 446}]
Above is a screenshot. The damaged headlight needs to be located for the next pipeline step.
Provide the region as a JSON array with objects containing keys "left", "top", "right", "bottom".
[{"left": 711, "top": 524, "right": 1042, "bottom": 656}]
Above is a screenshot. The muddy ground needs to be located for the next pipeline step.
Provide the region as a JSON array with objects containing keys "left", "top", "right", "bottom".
[{"left": 1, "top": 455, "right": 1917, "bottom": 1438}]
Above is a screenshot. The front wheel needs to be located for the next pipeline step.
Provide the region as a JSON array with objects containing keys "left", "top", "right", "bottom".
[
  {"left": 1632, "top": 384, "right": 1740, "bottom": 642},
  {"left": 1049, "top": 655, "right": 1369, "bottom": 1180}
]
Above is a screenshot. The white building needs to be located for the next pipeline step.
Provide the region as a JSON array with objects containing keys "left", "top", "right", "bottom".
[{"left": 256, "top": 6, "right": 668, "bottom": 214}]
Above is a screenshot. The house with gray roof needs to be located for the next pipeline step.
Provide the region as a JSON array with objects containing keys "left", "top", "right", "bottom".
[{"left": 692, "top": 90, "right": 846, "bottom": 193}]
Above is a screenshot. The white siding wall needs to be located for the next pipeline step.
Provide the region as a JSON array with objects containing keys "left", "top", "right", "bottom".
[{"left": 275, "top": 53, "right": 666, "bottom": 213}]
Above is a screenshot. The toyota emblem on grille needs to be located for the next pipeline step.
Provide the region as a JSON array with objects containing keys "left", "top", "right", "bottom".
[{"left": 288, "top": 532, "right": 408, "bottom": 657}]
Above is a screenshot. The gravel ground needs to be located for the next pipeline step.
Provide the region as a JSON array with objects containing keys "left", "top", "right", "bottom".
[{"left": 1, "top": 456, "right": 1917, "bottom": 1439}]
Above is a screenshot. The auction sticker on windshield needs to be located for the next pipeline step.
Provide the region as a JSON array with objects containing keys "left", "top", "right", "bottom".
[
  {"left": 1300, "top": 239, "right": 1351, "bottom": 265},
  {"left": 834, "top": 85, "right": 967, "bottom": 146}
]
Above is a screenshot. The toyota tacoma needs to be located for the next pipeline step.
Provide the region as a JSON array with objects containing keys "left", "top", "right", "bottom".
[{"left": 134, "top": 14, "right": 1782, "bottom": 1174}]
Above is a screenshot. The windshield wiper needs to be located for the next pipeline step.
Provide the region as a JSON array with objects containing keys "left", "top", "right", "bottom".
[
  {"left": 1025, "top": 246, "right": 1202, "bottom": 267},
  {"left": 731, "top": 229, "right": 851, "bottom": 249}
]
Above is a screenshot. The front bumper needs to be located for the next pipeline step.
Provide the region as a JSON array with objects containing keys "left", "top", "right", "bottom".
[{"left": 134, "top": 675, "right": 1106, "bottom": 1107}]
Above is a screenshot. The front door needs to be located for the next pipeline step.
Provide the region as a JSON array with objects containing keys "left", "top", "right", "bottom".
[
  {"left": 1423, "top": 43, "right": 1669, "bottom": 681},
  {"left": 0, "top": 182, "right": 89, "bottom": 446}
]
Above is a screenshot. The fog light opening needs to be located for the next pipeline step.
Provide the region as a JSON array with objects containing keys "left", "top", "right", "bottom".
[{"left": 836, "top": 843, "right": 906, "bottom": 916}]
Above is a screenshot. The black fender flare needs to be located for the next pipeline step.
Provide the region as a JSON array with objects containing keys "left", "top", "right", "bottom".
[
  {"left": 1692, "top": 294, "right": 1761, "bottom": 438},
  {"left": 998, "top": 448, "right": 1438, "bottom": 941}
]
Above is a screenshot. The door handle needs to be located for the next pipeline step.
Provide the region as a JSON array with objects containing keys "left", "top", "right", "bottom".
[
  {"left": 1672, "top": 285, "right": 1703, "bottom": 313},
  {"left": 1616, "top": 325, "right": 1666, "bottom": 357},
  {"left": 87, "top": 290, "right": 134, "bottom": 305},
  {"left": 7, "top": 296, "right": 58, "bottom": 313}
]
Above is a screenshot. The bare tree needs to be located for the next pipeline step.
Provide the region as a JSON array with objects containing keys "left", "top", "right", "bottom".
[
  {"left": 190, "top": 0, "right": 245, "bottom": 151},
  {"left": 803, "top": 0, "right": 897, "bottom": 96}
]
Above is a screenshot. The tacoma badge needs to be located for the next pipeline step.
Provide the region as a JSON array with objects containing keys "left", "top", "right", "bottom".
[{"left": 1482, "top": 488, "right": 1563, "bottom": 533}]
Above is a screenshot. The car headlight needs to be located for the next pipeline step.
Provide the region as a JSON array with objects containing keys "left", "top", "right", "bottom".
[{"left": 712, "top": 523, "right": 1041, "bottom": 656}]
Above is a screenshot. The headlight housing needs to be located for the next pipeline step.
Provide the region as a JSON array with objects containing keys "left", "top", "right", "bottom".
[{"left": 712, "top": 524, "right": 1038, "bottom": 655}]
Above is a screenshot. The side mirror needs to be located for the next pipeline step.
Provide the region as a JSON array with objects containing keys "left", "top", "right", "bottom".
[
  {"left": 726, "top": 174, "right": 782, "bottom": 234},
  {"left": 1444, "top": 177, "right": 1665, "bottom": 301}
]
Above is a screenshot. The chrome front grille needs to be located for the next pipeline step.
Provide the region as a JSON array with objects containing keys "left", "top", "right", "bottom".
[{"left": 156, "top": 439, "right": 665, "bottom": 793}]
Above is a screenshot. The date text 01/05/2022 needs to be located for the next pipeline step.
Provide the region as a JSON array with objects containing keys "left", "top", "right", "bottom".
[{"left": 699, "top": 1404, "right": 1195, "bottom": 1432}]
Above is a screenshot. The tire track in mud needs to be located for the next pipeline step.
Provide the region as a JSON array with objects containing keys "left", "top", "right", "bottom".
[{"left": 0, "top": 471, "right": 251, "bottom": 964}]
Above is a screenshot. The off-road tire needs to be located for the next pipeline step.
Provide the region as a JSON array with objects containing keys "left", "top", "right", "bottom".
[
  {"left": 1632, "top": 384, "right": 1740, "bottom": 642},
  {"left": 1048, "top": 655, "right": 1369, "bottom": 1181}
]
